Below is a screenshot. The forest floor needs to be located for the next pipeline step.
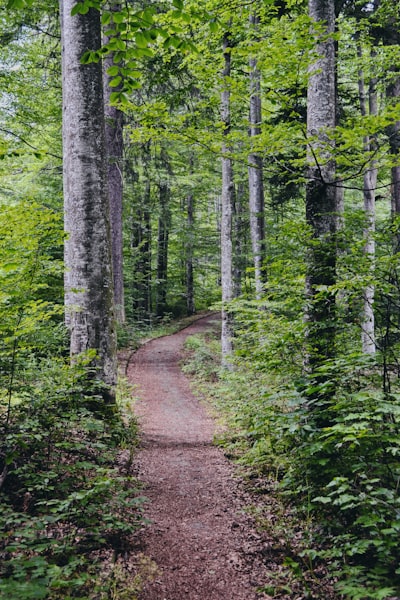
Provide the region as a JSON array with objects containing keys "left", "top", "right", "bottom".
[{"left": 125, "top": 313, "right": 270, "bottom": 600}]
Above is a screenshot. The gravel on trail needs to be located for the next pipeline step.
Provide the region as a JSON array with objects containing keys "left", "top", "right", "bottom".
[{"left": 126, "top": 313, "right": 269, "bottom": 600}]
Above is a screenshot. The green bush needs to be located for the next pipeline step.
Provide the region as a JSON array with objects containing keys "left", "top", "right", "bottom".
[{"left": 0, "top": 363, "right": 145, "bottom": 599}]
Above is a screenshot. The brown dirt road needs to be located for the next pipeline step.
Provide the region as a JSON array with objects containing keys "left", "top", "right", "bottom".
[{"left": 126, "top": 313, "right": 268, "bottom": 600}]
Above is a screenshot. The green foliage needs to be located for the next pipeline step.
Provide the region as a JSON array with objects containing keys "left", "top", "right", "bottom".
[
  {"left": 181, "top": 199, "right": 400, "bottom": 599},
  {"left": 0, "top": 199, "right": 64, "bottom": 418},
  {"left": 6, "top": 0, "right": 33, "bottom": 8},
  {"left": 3, "top": 1, "right": 400, "bottom": 599},
  {"left": 0, "top": 360, "right": 144, "bottom": 599},
  {"left": 282, "top": 358, "right": 399, "bottom": 589},
  {"left": 73, "top": 0, "right": 200, "bottom": 107},
  {"left": 0, "top": 192, "right": 145, "bottom": 598}
]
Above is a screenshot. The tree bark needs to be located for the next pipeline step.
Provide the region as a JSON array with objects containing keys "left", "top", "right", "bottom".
[
  {"left": 387, "top": 75, "right": 400, "bottom": 229},
  {"left": 103, "top": 36, "right": 125, "bottom": 324},
  {"left": 305, "top": 0, "right": 337, "bottom": 371},
  {"left": 233, "top": 180, "right": 246, "bottom": 297},
  {"left": 184, "top": 153, "right": 195, "bottom": 315},
  {"left": 358, "top": 46, "right": 377, "bottom": 355},
  {"left": 221, "top": 31, "right": 234, "bottom": 367},
  {"left": 60, "top": 0, "right": 117, "bottom": 402},
  {"left": 156, "top": 179, "right": 170, "bottom": 318},
  {"left": 130, "top": 176, "right": 152, "bottom": 324},
  {"left": 248, "top": 13, "right": 265, "bottom": 300},
  {"left": 186, "top": 192, "right": 195, "bottom": 315}
]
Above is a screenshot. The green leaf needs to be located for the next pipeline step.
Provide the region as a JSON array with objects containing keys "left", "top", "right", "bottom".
[
  {"left": 209, "top": 19, "right": 219, "bottom": 33},
  {"left": 113, "top": 51, "right": 124, "bottom": 63},
  {"left": 127, "top": 80, "right": 141, "bottom": 90},
  {"left": 112, "top": 12, "right": 125, "bottom": 24},
  {"left": 71, "top": 2, "right": 89, "bottom": 16},
  {"left": 7, "top": 0, "right": 26, "bottom": 8},
  {"left": 101, "top": 11, "right": 111, "bottom": 25},
  {"left": 109, "top": 91, "right": 129, "bottom": 105},
  {"left": 80, "top": 50, "right": 98, "bottom": 64},
  {"left": 142, "top": 8, "right": 154, "bottom": 25},
  {"left": 172, "top": 0, "right": 183, "bottom": 8},
  {"left": 170, "top": 10, "right": 183, "bottom": 20},
  {"left": 104, "top": 28, "right": 117, "bottom": 37},
  {"left": 116, "top": 38, "right": 126, "bottom": 51},
  {"left": 312, "top": 496, "right": 332, "bottom": 504},
  {"left": 109, "top": 76, "right": 122, "bottom": 88},
  {"left": 106, "top": 65, "right": 120, "bottom": 77},
  {"left": 135, "top": 31, "right": 148, "bottom": 48}
]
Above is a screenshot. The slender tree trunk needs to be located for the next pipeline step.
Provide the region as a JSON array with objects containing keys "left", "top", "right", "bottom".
[
  {"left": 186, "top": 192, "right": 195, "bottom": 315},
  {"left": 130, "top": 191, "right": 152, "bottom": 323},
  {"left": 387, "top": 75, "right": 400, "bottom": 232},
  {"left": 233, "top": 181, "right": 245, "bottom": 297},
  {"left": 185, "top": 153, "right": 195, "bottom": 315},
  {"left": 103, "top": 45, "right": 125, "bottom": 324},
  {"left": 129, "top": 146, "right": 153, "bottom": 324},
  {"left": 142, "top": 183, "right": 153, "bottom": 319},
  {"left": 358, "top": 46, "right": 377, "bottom": 354},
  {"left": 221, "top": 31, "right": 234, "bottom": 366},
  {"left": 141, "top": 146, "right": 153, "bottom": 320},
  {"left": 248, "top": 13, "right": 265, "bottom": 300},
  {"left": 156, "top": 180, "right": 170, "bottom": 318},
  {"left": 60, "top": 0, "right": 117, "bottom": 402},
  {"left": 305, "top": 0, "right": 337, "bottom": 373}
]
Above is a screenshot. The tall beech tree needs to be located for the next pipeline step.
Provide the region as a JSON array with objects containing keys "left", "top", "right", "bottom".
[
  {"left": 383, "top": 6, "right": 400, "bottom": 229},
  {"left": 156, "top": 177, "right": 171, "bottom": 317},
  {"left": 248, "top": 12, "right": 265, "bottom": 300},
  {"left": 305, "top": 0, "right": 337, "bottom": 373},
  {"left": 103, "top": 4, "right": 125, "bottom": 324},
  {"left": 104, "top": 77, "right": 125, "bottom": 324},
  {"left": 220, "top": 30, "right": 235, "bottom": 365},
  {"left": 60, "top": 0, "right": 117, "bottom": 401},
  {"left": 185, "top": 154, "right": 196, "bottom": 315},
  {"left": 357, "top": 43, "right": 377, "bottom": 354}
]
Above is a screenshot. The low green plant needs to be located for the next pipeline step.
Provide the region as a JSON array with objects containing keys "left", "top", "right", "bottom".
[
  {"left": 0, "top": 359, "right": 146, "bottom": 599},
  {"left": 285, "top": 358, "right": 400, "bottom": 599}
]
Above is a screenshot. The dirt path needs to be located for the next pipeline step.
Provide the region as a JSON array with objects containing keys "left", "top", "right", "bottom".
[{"left": 126, "top": 314, "right": 267, "bottom": 600}]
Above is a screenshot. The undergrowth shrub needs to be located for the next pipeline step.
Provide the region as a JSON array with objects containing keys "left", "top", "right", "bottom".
[
  {"left": 283, "top": 357, "right": 400, "bottom": 599},
  {"left": 0, "top": 361, "right": 145, "bottom": 599}
]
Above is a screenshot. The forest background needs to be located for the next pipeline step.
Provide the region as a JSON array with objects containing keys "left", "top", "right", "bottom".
[{"left": 0, "top": 0, "right": 400, "bottom": 598}]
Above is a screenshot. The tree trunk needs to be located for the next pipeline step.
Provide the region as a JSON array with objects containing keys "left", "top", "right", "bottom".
[
  {"left": 248, "top": 13, "right": 265, "bottom": 300},
  {"left": 233, "top": 181, "right": 246, "bottom": 297},
  {"left": 184, "top": 153, "right": 195, "bottom": 316},
  {"left": 305, "top": 0, "right": 337, "bottom": 372},
  {"left": 358, "top": 46, "right": 377, "bottom": 354},
  {"left": 156, "top": 180, "right": 170, "bottom": 318},
  {"left": 60, "top": 0, "right": 117, "bottom": 402},
  {"left": 221, "top": 31, "right": 234, "bottom": 366},
  {"left": 387, "top": 75, "right": 400, "bottom": 230},
  {"left": 186, "top": 192, "right": 195, "bottom": 315},
  {"left": 103, "top": 39, "right": 125, "bottom": 324},
  {"left": 130, "top": 181, "right": 152, "bottom": 324}
]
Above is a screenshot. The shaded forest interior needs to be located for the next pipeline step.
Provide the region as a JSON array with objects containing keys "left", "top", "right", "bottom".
[{"left": 1, "top": 0, "right": 400, "bottom": 598}]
